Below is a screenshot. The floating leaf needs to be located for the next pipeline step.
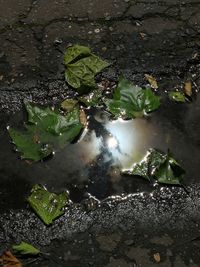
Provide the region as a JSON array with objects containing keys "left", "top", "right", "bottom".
[
  {"left": 8, "top": 103, "right": 83, "bottom": 161},
  {"left": 78, "top": 89, "right": 103, "bottom": 107},
  {"left": 61, "top": 99, "right": 78, "bottom": 112},
  {"left": 145, "top": 74, "right": 158, "bottom": 89},
  {"left": 64, "top": 45, "right": 110, "bottom": 92},
  {"left": 168, "top": 91, "right": 186, "bottom": 102},
  {"left": 28, "top": 185, "right": 70, "bottom": 225},
  {"left": 12, "top": 242, "right": 40, "bottom": 256},
  {"left": 105, "top": 77, "right": 160, "bottom": 119},
  {"left": 123, "top": 149, "right": 185, "bottom": 185},
  {"left": 0, "top": 251, "right": 22, "bottom": 267}
]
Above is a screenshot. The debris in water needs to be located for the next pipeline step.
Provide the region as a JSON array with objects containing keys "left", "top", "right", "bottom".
[{"left": 145, "top": 74, "right": 158, "bottom": 89}]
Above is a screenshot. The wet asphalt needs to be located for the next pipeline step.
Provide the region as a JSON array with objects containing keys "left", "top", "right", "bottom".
[{"left": 1, "top": 0, "right": 200, "bottom": 266}]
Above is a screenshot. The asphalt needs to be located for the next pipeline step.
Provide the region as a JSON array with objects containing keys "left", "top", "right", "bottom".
[{"left": 1, "top": 0, "right": 200, "bottom": 266}]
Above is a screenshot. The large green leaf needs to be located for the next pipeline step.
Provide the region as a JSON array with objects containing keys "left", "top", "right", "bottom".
[
  {"left": 105, "top": 78, "right": 160, "bottom": 119},
  {"left": 123, "top": 149, "right": 185, "bottom": 185},
  {"left": 64, "top": 45, "right": 110, "bottom": 91},
  {"left": 28, "top": 185, "right": 70, "bottom": 225},
  {"left": 8, "top": 103, "right": 83, "bottom": 161},
  {"left": 12, "top": 242, "right": 40, "bottom": 255}
]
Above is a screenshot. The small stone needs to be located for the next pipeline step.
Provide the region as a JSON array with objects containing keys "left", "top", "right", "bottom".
[
  {"left": 124, "top": 239, "right": 134, "bottom": 246},
  {"left": 94, "top": 28, "right": 100, "bottom": 33}
]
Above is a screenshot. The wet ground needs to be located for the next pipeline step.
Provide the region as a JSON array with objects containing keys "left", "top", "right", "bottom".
[{"left": 1, "top": 0, "right": 200, "bottom": 266}]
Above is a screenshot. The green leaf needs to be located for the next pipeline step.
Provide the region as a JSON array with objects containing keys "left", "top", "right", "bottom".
[
  {"left": 122, "top": 149, "right": 185, "bottom": 185},
  {"left": 155, "top": 155, "right": 185, "bottom": 185},
  {"left": 78, "top": 89, "right": 103, "bottom": 107},
  {"left": 28, "top": 185, "right": 70, "bottom": 225},
  {"left": 168, "top": 91, "right": 186, "bottom": 102},
  {"left": 12, "top": 242, "right": 40, "bottom": 255},
  {"left": 105, "top": 77, "right": 160, "bottom": 119},
  {"left": 8, "top": 103, "right": 83, "bottom": 161},
  {"left": 61, "top": 99, "right": 78, "bottom": 112},
  {"left": 64, "top": 45, "right": 110, "bottom": 91},
  {"left": 8, "top": 128, "right": 52, "bottom": 161}
]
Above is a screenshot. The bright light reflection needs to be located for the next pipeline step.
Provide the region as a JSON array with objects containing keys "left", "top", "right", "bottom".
[
  {"left": 105, "top": 119, "right": 154, "bottom": 168},
  {"left": 107, "top": 136, "right": 118, "bottom": 149}
]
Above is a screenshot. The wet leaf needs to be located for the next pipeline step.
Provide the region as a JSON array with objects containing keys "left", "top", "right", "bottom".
[
  {"left": 123, "top": 149, "right": 185, "bottom": 185},
  {"left": 61, "top": 99, "right": 78, "bottom": 112},
  {"left": 12, "top": 242, "right": 40, "bottom": 256},
  {"left": 8, "top": 103, "right": 83, "bottom": 161},
  {"left": 78, "top": 89, "right": 103, "bottom": 107},
  {"left": 28, "top": 185, "right": 70, "bottom": 225},
  {"left": 0, "top": 251, "right": 22, "bottom": 267},
  {"left": 184, "top": 81, "right": 192, "bottom": 96},
  {"left": 64, "top": 45, "right": 110, "bottom": 91},
  {"left": 145, "top": 74, "right": 158, "bottom": 89},
  {"left": 168, "top": 91, "right": 186, "bottom": 102},
  {"left": 105, "top": 77, "right": 160, "bottom": 119},
  {"left": 79, "top": 109, "right": 87, "bottom": 127},
  {"left": 153, "top": 253, "right": 161, "bottom": 263}
]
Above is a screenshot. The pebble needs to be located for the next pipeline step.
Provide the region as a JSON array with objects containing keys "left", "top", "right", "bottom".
[{"left": 94, "top": 28, "right": 100, "bottom": 33}]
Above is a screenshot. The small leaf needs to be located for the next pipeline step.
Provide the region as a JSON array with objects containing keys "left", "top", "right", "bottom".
[
  {"left": 0, "top": 251, "right": 22, "bottom": 267},
  {"left": 105, "top": 77, "right": 160, "bottom": 119},
  {"left": 122, "top": 149, "right": 185, "bottom": 185},
  {"left": 9, "top": 103, "right": 83, "bottom": 161},
  {"left": 12, "top": 242, "right": 40, "bottom": 255},
  {"left": 78, "top": 89, "right": 103, "bottom": 107},
  {"left": 184, "top": 81, "right": 192, "bottom": 96},
  {"left": 155, "top": 155, "right": 185, "bottom": 185},
  {"left": 28, "top": 185, "right": 70, "bottom": 225},
  {"left": 145, "top": 74, "right": 158, "bottom": 89},
  {"left": 64, "top": 45, "right": 110, "bottom": 91},
  {"left": 61, "top": 99, "right": 78, "bottom": 112},
  {"left": 168, "top": 91, "right": 186, "bottom": 102},
  {"left": 153, "top": 253, "right": 161, "bottom": 263}
]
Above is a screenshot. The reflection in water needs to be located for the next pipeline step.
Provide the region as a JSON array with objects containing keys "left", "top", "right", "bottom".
[
  {"left": 104, "top": 118, "right": 155, "bottom": 169},
  {"left": 1, "top": 97, "right": 200, "bottom": 210},
  {"left": 106, "top": 136, "right": 118, "bottom": 149}
]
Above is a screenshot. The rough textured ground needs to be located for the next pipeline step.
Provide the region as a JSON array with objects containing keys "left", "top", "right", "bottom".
[{"left": 1, "top": 0, "right": 200, "bottom": 266}]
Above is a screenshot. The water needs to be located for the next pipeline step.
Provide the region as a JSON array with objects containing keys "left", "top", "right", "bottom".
[{"left": 0, "top": 96, "right": 200, "bottom": 212}]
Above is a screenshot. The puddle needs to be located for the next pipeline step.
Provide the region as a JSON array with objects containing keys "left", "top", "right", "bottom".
[{"left": 0, "top": 96, "right": 200, "bottom": 212}]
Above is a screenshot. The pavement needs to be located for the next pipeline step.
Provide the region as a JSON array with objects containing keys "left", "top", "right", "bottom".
[{"left": 1, "top": 0, "right": 200, "bottom": 266}]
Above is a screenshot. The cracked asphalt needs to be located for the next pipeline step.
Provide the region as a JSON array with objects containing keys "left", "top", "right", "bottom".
[{"left": 1, "top": 0, "right": 200, "bottom": 266}]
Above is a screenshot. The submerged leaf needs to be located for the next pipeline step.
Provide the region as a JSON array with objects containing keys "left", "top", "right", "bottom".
[
  {"left": 105, "top": 77, "right": 160, "bottom": 119},
  {"left": 168, "top": 91, "right": 186, "bottom": 102},
  {"left": 12, "top": 242, "right": 40, "bottom": 255},
  {"left": 64, "top": 45, "right": 110, "bottom": 91},
  {"left": 123, "top": 149, "right": 185, "bottom": 185},
  {"left": 78, "top": 89, "right": 103, "bottom": 107},
  {"left": 0, "top": 251, "right": 22, "bottom": 267},
  {"left": 8, "top": 103, "right": 83, "bottom": 161},
  {"left": 61, "top": 99, "right": 78, "bottom": 112},
  {"left": 145, "top": 74, "right": 158, "bottom": 89},
  {"left": 28, "top": 185, "right": 70, "bottom": 225}
]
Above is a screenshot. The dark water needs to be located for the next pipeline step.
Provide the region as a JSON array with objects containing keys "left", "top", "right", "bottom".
[{"left": 0, "top": 96, "right": 200, "bottom": 213}]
